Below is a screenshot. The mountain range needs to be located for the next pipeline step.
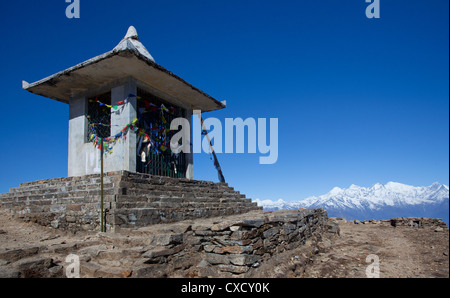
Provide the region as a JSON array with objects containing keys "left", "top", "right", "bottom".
[{"left": 254, "top": 182, "right": 449, "bottom": 225}]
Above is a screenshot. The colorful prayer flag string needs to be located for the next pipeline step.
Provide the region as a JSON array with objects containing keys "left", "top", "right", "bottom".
[
  {"left": 88, "top": 118, "right": 171, "bottom": 155},
  {"left": 89, "top": 94, "right": 136, "bottom": 110},
  {"left": 89, "top": 94, "right": 176, "bottom": 114}
]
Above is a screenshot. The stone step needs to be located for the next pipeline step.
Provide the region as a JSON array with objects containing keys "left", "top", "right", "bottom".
[
  {"left": 114, "top": 206, "right": 259, "bottom": 224},
  {"left": 118, "top": 182, "right": 238, "bottom": 194},
  {"left": 115, "top": 193, "right": 246, "bottom": 201},
  {"left": 114, "top": 195, "right": 253, "bottom": 205},
  {"left": 6, "top": 172, "right": 233, "bottom": 195},
  {"left": 6, "top": 181, "right": 238, "bottom": 200},
  {"left": 113, "top": 201, "right": 256, "bottom": 210},
  {"left": 0, "top": 195, "right": 116, "bottom": 208},
  {"left": 11, "top": 182, "right": 112, "bottom": 193},
  {"left": 120, "top": 174, "right": 230, "bottom": 189},
  {"left": 11, "top": 172, "right": 228, "bottom": 192},
  {"left": 117, "top": 184, "right": 236, "bottom": 197},
  {"left": 17, "top": 173, "right": 120, "bottom": 187},
  {"left": 116, "top": 196, "right": 252, "bottom": 204},
  {"left": 7, "top": 183, "right": 117, "bottom": 197},
  {"left": 119, "top": 189, "right": 245, "bottom": 199}
]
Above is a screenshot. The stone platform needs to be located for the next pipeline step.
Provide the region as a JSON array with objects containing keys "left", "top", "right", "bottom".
[{"left": 0, "top": 171, "right": 261, "bottom": 232}]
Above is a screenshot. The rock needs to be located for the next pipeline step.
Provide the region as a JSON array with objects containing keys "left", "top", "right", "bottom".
[
  {"left": 325, "top": 221, "right": 340, "bottom": 235},
  {"left": 95, "top": 266, "right": 129, "bottom": 278},
  {"left": 15, "top": 257, "right": 55, "bottom": 278},
  {"left": 122, "top": 269, "right": 132, "bottom": 278},
  {"left": 145, "top": 233, "right": 183, "bottom": 246},
  {"left": 51, "top": 220, "right": 59, "bottom": 229},
  {"left": 0, "top": 268, "right": 20, "bottom": 278},
  {"left": 237, "top": 218, "right": 266, "bottom": 228},
  {"left": 48, "top": 242, "right": 78, "bottom": 254},
  {"left": 191, "top": 223, "right": 211, "bottom": 232},
  {"left": 214, "top": 245, "right": 253, "bottom": 254},
  {"left": 134, "top": 264, "right": 169, "bottom": 278},
  {"left": 0, "top": 259, "right": 9, "bottom": 266},
  {"left": 77, "top": 244, "right": 108, "bottom": 258},
  {"left": 197, "top": 259, "right": 210, "bottom": 268},
  {"left": 365, "top": 245, "right": 379, "bottom": 253},
  {"left": 203, "top": 244, "right": 216, "bottom": 253},
  {"left": 80, "top": 262, "right": 100, "bottom": 277},
  {"left": 0, "top": 246, "right": 40, "bottom": 263},
  {"left": 230, "top": 226, "right": 240, "bottom": 232},
  {"left": 211, "top": 220, "right": 235, "bottom": 231},
  {"left": 228, "top": 254, "right": 261, "bottom": 266},
  {"left": 324, "top": 239, "right": 332, "bottom": 248},
  {"left": 205, "top": 253, "right": 230, "bottom": 265},
  {"left": 263, "top": 227, "right": 280, "bottom": 239},
  {"left": 142, "top": 246, "right": 174, "bottom": 259},
  {"left": 172, "top": 254, "right": 199, "bottom": 270},
  {"left": 48, "top": 265, "right": 64, "bottom": 278},
  {"left": 194, "top": 230, "right": 216, "bottom": 236},
  {"left": 218, "top": 264, "right": 249, "bottom": 274},
  {"left": 230, "top": 230, "right": 257, "bottom": 240},
  {"left": 435, "top": 227, "right": 444, "bottom": 232},
  {"left": 252, "top": 238, "right": 263, "bottom": 250},
  {"left": 40, "top": 234, "right": 61, "bottom": 242}
]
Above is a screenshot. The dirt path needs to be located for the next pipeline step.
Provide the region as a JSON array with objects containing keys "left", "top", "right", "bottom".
[
  {"left": 0, "top": 212, "right": 90, "bottom": 251},
  {"left": 303, "top": 219, "right": 449, "bottom": 278}
]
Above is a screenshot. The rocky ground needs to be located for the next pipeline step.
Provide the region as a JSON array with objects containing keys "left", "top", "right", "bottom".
[
  {"left": 0, "top": 211, "right": 448, "bottom": 278},
  {"left": 302, "top": 218, "right": 449, "bottom": 278}
]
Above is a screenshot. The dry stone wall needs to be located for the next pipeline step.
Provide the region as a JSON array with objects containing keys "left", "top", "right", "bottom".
[
  {"left": 182, "top": 208, "right": 328, "bottom": 276},
  {"left": 0, "top": 209, "right": 329, "bottom": 278},
  {"left": 389, "top": 217, "right": 448, "bottom": 228}
]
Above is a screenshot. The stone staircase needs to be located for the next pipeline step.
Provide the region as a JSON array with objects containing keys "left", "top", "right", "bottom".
[
  {"left": 111, "top": 172, "right": 260, "bottom": 229},
  {"left": 0, "top": 171, "right": 261, "bottom": 232}
]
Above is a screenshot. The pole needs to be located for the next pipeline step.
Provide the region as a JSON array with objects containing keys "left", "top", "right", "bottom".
[
  {"left": 198, "top": 114, "right": 225, "bottom": 183},
  {"left": 100, "top": 138, "right": 104, "bottom": 232}
]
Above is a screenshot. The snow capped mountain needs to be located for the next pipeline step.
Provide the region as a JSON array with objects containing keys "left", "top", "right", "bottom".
[
  {"left": 254, "top": 182, "right": 449, "bottom": 224},
  {"left": 253, "top": 199, "right": 303, "bottom": 211}
]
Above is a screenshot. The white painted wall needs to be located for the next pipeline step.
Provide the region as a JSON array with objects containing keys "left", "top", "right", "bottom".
[{"left": 68, "top": 77, "right": 194, "bottom": 179}]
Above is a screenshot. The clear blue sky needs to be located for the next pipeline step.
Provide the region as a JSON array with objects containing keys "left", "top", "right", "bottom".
[{"left": 0, "top": 0, "right": 448, "bottom": 202}]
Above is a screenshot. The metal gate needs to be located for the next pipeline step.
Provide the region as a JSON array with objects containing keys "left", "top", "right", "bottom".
[{"left": 135, "top": 88, "right": 187, "bottom": 178}]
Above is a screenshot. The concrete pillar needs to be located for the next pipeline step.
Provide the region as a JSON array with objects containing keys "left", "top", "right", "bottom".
[
  {"left": 186, "top": 109, "right": 194, "bottom": 180},
  {"left": 68, "top": 96, "right": 86, "bottom": 177},
  {"left": 107, "top": 79, "right": 137, "bottom": 173}
]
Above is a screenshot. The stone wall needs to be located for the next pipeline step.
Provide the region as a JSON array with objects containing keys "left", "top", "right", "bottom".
[
  {"left": 0, "top": 208, "right": 329, "bottom": 278},
  {"left": 389, "top": 217, "right": 448, "bottom": 228},
  {"left": 0, "top": 173, "right": 116, "bottom": 231},
  {"left": 0, "top": 171, "right": 261, "bottom": 232},
  {"left": 181, "top": 208, "right": 328, "bottom": 276},
  {"left": 87, "top": 209, "right": 329, "bottom": 278}
]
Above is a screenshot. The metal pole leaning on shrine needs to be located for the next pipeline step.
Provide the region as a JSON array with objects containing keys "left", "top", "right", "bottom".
[
  {"left": 100, "top": 138, "right": 105, "bottom": 232},
  {"left": 198, "top": 114, "right": 226, "bottom": 183}
]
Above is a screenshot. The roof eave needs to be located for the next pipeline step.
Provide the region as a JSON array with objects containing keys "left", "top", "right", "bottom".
[{"left": 23, "top": 40, "right": 226, "bottom": 112}]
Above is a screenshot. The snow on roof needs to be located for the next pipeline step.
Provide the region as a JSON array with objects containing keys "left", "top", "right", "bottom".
[
  {"left": 112, "top": 26, "right": 155, "bottom": 63},
  {"left": 22, "top": 26, "right": 225, "bottom": 112}
]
